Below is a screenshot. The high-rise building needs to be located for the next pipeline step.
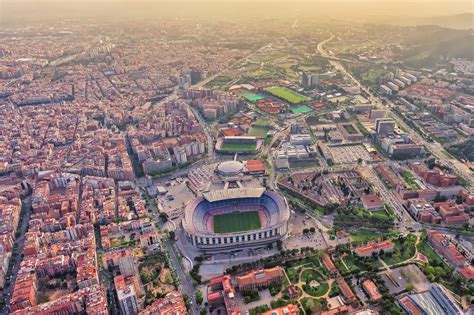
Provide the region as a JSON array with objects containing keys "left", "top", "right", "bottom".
[
  {"left": 380, "top": 85, "right": 392, "bottom": 95},
  {"left": 190, "top": 70, "right": 202, "bottom": 84},
  {"left": 175, "top": 147, "right": 188, "bottom": 165},
  {"left": 302, "top": 72, "right": 318, "bottom": 90},
  {"left": 375, "top": 118, "right": 396, "bottom": 135},
  {"left": 177, "top": 73, "right": 192, "bottom": 89},
  {"left": 115, "top": 276, "right": 139, "bottom": 315}
]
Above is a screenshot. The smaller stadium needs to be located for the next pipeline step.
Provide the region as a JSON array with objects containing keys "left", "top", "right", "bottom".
[{"left": 182, "top": 188, "right": 290, "bottom": 252}]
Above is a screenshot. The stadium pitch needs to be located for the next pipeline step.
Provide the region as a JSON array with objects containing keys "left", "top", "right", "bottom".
[{"left": 213, "top": 211, "right": 262, "bottom": 233}]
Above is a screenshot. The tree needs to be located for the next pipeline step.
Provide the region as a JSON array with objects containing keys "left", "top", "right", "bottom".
[
  {"left": 309, "top": 227, "right": 316, "bottom": 233},
  {"left": 200, "top": 308, "right": 207, "bottom": 315},
  {"left": 169, "top": 230, "right": 176, "bottom": 240},
  {"left": 183, "top": 294, "right": 191, "bottom": 309},
  {"left": 406, "top": 283, "right": 414, "bottom": 291},
  {"left": 196, "top": 291, "right": 203, "bottom": 305},
  {"left": 159, "top": 212, "right": 169, "bottom": 222},
  {"left": 277, "top": 240, "right": 283, "bottom": 251}
]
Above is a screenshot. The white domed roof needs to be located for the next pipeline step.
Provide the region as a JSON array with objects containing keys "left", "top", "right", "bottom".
[{"left": 217, "top": 160, "right": 244, "bottom": 176}]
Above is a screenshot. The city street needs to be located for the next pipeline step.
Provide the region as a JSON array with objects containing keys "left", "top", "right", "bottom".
[
  {"left": 1, "top": 196, "right": 32, "bottom": 315},
  {"left": 164, "top": 239, "right": 198, "bottom": 315}
]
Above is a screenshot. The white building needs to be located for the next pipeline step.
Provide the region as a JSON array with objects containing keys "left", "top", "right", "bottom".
[
  {"left": 289, "top": 134, "right": 312, "bottom": 146},
  {"left": 387, "top": 82, "right": 399, "bottom": 92},
  {"left": 380, "top": 85, "right": 392, "bottom": 95},
  {"left": 117, "top": 284, "right": 139, "bottom": 315}
]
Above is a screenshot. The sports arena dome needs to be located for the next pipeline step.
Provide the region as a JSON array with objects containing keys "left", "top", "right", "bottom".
[{"left": 216, "top": 160, "right": 244, "bottom": 177}]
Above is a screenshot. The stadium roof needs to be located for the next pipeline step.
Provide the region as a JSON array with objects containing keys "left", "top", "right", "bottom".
[{"left": 203, "top": 188, "right": 265, "bottom": 202}]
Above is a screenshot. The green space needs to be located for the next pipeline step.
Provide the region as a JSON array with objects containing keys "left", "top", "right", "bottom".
[
  {"left": 220, "top": 143, "right": 257, "bottom": 152},
  {"left": 349, "top": 230, "right": 394, "bottom": 244},
  {"left": 343, "top": 124, "right": 358, "bottom": 134},
  {"left": 284, "top": 253, "right": 324, "bottom": 269},
  {"left": 302, "top": 281, "right": 330, "bottom": 297},
  {"left": 417, "top": 241, "right": 446, "bottom": 267},
  {"left": 401, "top": 170, "right": 421, "bottom": 190},
  {"left": 213, "top": 211, "right": 262, "bottom": 233},
  {"left": 248, "top": 119, "right": 271, "bottom": 138},
  {"left": 300, "top": 297, "right": 328, "bottom": 314},
  {"left": 346, "top": 63, "right": 391, "bottom": 88},
  {"left": 335, "top": 206, "right": 395, "bottom": 231},
  {"left": 291, "top": 105, "right": 313, "bottom": 114},
  {"left": 447, "top": 139, "right": 474, "bottom": 162},
  {"left": 300, "top": 269, "right": 325, "bottom": 283},
  {"left": 299, "top": 65, "right": 320, "bottom": 72},
  {"left": 370, "top": 209, "right": 395, "bottom": 222},
  {"left": 206, "top": 75, "right": 234, "bottom": 89},
  {"left": 400, "top": 28, "right": 473, "bottom": 68},
  {"left": 286, "top": 267, "right": 302, "bottom": 284},
  {"left": 264, "top": 86, "right": 311, "bottom": 104},
  {"left": 240, "top": 92, "right": 267, "bottom": 102},
  {"left": 381, "top": 234, "right": 417, "bottom": 265}
]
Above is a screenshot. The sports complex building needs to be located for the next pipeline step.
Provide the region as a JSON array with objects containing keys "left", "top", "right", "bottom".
[{"left": 182, "top": 188, "right": 290, "bottom": 252}]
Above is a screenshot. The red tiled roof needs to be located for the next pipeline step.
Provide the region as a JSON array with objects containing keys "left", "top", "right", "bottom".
[
  {"left": 399, "top": 296, "right": 423, "bottom": 315},
  {"left": 337, "top": 278, "right": 355, "bottom": 303},
  {"left": 322, "top": 254, "right": 337, "bottom": 273},
  {"left": 360, "top": 194, "right": 384, "bottom": 209},
  {"left": 362, "top": 279, "right": 382, "bottom": 301},
  {"left": 459, "top": 266, "right": 474, "bottom": 280},
  {"left": 354, "top": 240, "right": 393, "bottom": 256},
  {"left": 246, "top": 159, "right": 264, "bottom": 165},
  {"left": 237, "top": 267, "right": 283, "bottom": 288},
  {"left": 246, "top": 164, "right": 265, "bottom": 173},
  {"left": 262, "top": 304, "right": 299, "bottom": 315}
]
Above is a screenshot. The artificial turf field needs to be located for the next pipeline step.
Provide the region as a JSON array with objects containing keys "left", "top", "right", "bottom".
[
  {"left": 240, "top": 92, "right": 267, "bottom": 102},
  {"left": 213, "top": 211, "right": 262, "bottom": 233},
  {"left": 291, "top": 105, "right": 314, "bottom": 114}
]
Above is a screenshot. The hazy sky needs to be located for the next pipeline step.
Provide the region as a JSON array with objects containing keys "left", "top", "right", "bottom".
[{"left": 1, "top": 0, "right": 473, "bottom": 26}]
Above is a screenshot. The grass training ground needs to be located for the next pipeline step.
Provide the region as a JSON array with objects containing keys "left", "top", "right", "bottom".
[
  {"left": 213, "top": 211, "right": 262, "bottom": 233},
  {"left": 248, "top": 119, "right": 271, "bottom": 138},
  {"left": 264, "top": 86, "right": 311, "bottom": 104}
]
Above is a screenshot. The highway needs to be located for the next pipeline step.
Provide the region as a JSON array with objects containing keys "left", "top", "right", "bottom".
[{"left": 316, "top": 35, "right": 473, "bottom": 187}]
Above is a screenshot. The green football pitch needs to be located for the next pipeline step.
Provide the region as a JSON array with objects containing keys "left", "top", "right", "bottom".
[
  {"left": 213, "top": 211, "right": 262, "bottom": 233},
  {"left": 220, "top": 143, "right": 257, "bottom": 152},
  {"left": 264, "top": 86, "right": 311, "bottom": 104}
]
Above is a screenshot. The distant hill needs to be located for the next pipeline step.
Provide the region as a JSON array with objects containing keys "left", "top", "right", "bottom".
[
  {"left": 354, "top": 13, "right": 474, "bottom": 30},
  {"left": 404, "top": 13, "right": 474, "bottom": 30},
  {"left": 399, "top": 26, "right": 474, "bottom": 67}
]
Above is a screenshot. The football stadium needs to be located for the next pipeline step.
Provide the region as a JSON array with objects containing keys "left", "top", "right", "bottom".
[{"left": 182, "top": 188, "right": 290, "bottom": 252}]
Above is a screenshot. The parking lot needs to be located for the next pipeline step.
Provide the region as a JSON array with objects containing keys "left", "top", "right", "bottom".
[
  {"left": 285, "top": 211, "right": 328, "bottom": 250},
  {"left": 327, "top": 144, "right": 372, "bottom": 164},
  {"left": 157, "top": 180, "right": 196, "bottom": 218}
]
